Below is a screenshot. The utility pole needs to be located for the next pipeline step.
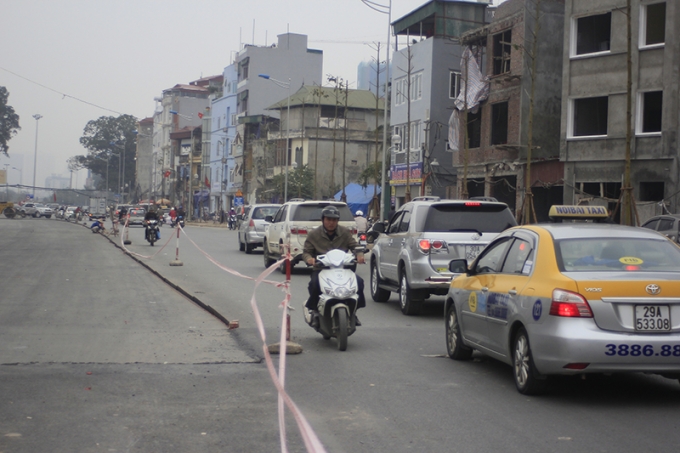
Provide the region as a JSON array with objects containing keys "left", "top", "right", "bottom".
[
  {"left": 621, "top": 0, "right": 635, "bottom": 226},
  {"left": 404, "top": 40, "right": 412, "bottom": 202},
  {"left": 341, "top": 80, "right": 349, "bottom": 202},
  {"left": 521, "top": 0, "right": 541, "bottom": 224},
  {"left": 461, "top": 52, "right": 469, "bottom": 200}
]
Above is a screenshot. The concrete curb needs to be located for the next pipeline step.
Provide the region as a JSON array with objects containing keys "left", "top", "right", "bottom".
[{"left": 80, "top": 220, "right": 233, "bottom": 329}]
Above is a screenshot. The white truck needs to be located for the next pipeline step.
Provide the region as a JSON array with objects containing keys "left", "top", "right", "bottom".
[{"left": 88, "top": 197, "right": 107, "bottom": 219}]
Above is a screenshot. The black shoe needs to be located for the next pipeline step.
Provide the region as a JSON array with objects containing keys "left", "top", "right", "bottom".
[
  {"left": 355, "top": 315, "right": 362, "bottom": 327},
  {"left": 310, "top": 310, "right": 320, "bottom": 329}
]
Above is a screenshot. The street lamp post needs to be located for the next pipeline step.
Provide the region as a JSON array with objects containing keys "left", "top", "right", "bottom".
[
  {"left": 32, "top": 114, "right": 42, "bottom": 199},
  {"left": 259, "top": 74, "right": 291, "bottom": 202}
]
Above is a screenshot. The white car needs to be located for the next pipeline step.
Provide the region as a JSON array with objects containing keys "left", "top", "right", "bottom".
[
  {"left": 22, "top": 203, "right": 53, "bottom": 218},
  {"left": 263, "top": 201, "right": 356, "bottom": 273}
]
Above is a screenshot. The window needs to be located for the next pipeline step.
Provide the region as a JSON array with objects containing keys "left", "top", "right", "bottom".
[
  {"left": 493, "top": 30, "right": 512, "bottom": 75},
  {"left": 641, "top": 2, "right": 666, "bottom": 47},
  {"left": 474, "top": 238, "right": 512, "bottom": 274},
  {"left": 638, "top": 91, "right": 662, "bottom": 134},
  {"left": 231, "top": 113, "right": 237, "bottom": 126},
  {"left": 491, "top": 102, "right": 509, "bottom": 145},
  {"left": 449, "top": 71, "right": 461, "bottom": 99},
  {"left": 395, "top": 77, "right": 407, "bottom": 105},
  {"left": 571, "top": 96, "right": 608, "bottom": 137},
  {"left": 410, "top": 73, "right": 423, "bottom": 101},
  {"left": 410, "top": 121, "right": 421, "bottom": 150},
  {"left": 574, "top": 13, "right": 611, "bottom": 56},
  {"left": 238, "top": 59, "right": 249, "bottom": 82},
  {"left": 294, "top": 147, "right": 303, "bottom": 168},
  {"left": 397, "top": 210, "right": 411, "bottom": 233},
  {"left": 501, "top": 238, "right": 534, "bottom": 274},
  {"left": 467, "top": 110, "right": 481, "bottom": 148},
  {"left": 639, "top": 181, "right": 664, "bottom": 201}
]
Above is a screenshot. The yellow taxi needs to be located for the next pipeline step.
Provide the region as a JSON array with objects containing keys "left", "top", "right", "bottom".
[{"left": 444, "top": 205, "right": 680, "bottom": 394}]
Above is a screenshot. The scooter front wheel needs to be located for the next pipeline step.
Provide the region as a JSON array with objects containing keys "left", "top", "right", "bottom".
[{"left": 335, "top": 308, "right": 348, "bottom": 351}]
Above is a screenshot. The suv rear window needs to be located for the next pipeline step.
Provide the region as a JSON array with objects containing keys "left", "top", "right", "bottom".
[
  {"left": 291, "top": 204, "right": 354, "bottom": 221},
  {"left": 252, "top": 206, "right": 279, "bottom": 220},
  {"left": 419, "top": 204, "right": 517, "bottom": 233}
]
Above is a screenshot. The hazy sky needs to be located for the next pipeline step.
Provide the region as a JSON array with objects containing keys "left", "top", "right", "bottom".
[{"left": 0, "top": 0, "right": 500, "bottom": 189}]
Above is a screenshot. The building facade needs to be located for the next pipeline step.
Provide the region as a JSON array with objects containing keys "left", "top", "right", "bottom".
[
  {"left": 233, "top": 33, "right": 323, "bottom": 205},
  {"left": 560, "top": 0, "right": 679, "bottom": 221},
  {"left": 390, "top": 0, "right": 489, "bottom": 206},
  {"left": 453, "top": 0, "right": 565, "bottom": 221}
]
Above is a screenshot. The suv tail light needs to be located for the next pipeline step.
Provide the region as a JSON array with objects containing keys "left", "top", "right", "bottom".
[
  {"left": 249, "top": 219, "right": 255, "bottom": 228},
  {"left": 418, "top": 239, "right": 448, "bottom": 254},
  {"left": 550, "top": 289, "right": 593, "bottom": 318},
  {"left": 290, "top": 226, "right": 308, "bottom": 235}
]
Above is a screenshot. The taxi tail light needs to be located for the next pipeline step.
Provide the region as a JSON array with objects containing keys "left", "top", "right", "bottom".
[
  {"left": 550, "top": 289, "right": 593, "bottom": 318},
  {"left": 290, "top": 226, "right": 308, "bottom": 235}
]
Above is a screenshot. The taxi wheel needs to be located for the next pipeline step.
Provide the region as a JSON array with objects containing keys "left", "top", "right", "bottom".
[
  {"left": 512, "top": 327, "right": 547, "bottom": 395},
  {"left": 399, "top": 271, "right": 422, "bottom": 316},
  {"left": 370, "top": 261, "right": 390, "bottom": 303},
  {"left": 446, "top": 304, "right": 472, "bottom": 360}
]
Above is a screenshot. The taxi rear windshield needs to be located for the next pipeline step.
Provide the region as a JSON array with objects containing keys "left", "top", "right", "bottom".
[
  {"left": 419, "top": 204, "right": 517, "bottom": 233},
  {"left": 292, "top": 204, "right": 354, "bottom": 222},
  {"left": 557, "top": 237, "right": 680, "bottom": 272}
]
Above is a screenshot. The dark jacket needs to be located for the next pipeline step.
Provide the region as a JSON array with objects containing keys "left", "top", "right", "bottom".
[{"left": 302, "top": 224, "right": 363, "bottom": 263}]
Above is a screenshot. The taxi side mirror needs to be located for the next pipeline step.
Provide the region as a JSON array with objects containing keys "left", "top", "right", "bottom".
[{"left": 449, "top": 259, "right": 469, "bottom": 274}]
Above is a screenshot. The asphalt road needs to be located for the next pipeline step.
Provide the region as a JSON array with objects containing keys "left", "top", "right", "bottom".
[{"left": 2, "top": 216, "right": 680, "bottom": 453}]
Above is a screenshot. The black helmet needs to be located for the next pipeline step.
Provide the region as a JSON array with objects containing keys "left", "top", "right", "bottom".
[{"left": 321, "top": 205, "right": 340, "bottom": 219}]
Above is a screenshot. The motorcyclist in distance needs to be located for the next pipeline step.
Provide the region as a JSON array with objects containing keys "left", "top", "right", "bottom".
[
  {"left": 302, "top": 205, "right": 366, "bottom": 327},
  {"left": 143, "top": 206, "right": 161, "bottom": 239},
  {"left": 354, "top": 210, "right": 368, "bottom": 233}
]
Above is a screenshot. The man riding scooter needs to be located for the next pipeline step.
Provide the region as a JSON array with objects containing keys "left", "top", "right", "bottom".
[
  {"left": 303, "top": 205, "right": 366, "bottom": 327},
  {"left": 143, "top": 206, "right": 161, "bottom": 241}
]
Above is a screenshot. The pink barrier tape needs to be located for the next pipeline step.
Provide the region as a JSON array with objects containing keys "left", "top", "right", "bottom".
[
  {"left": 252, "top": 256, "right": 327, "bottom": 453},
  {"left": 177, "top": 227, "right": 326, "bottom": 452}
]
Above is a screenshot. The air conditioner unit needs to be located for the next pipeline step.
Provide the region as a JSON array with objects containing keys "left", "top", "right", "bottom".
[{"left": 223, "top": 128, "right": 228, "bottom": 132}]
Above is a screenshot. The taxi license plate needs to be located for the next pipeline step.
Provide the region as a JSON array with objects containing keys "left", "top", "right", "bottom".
[
  {"left": 465, "top": 245, "right": 483, "bottom": 262},
  {"left": 635, "top": 305, "right": 671, "bottom": 331}
]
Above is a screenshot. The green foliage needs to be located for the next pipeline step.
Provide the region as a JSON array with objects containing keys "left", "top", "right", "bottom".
[
  {"left": 358, "top": 161, "right": 382, "bottom": 187},
  {"left": 75, "top": 114, "right": 138, "bottom": 191},
  {"left": 0, "top": 86, "right": 21, "bottom": 157},
  {"left": 271, "top": 165, "right": 315, "bottom": 200}
]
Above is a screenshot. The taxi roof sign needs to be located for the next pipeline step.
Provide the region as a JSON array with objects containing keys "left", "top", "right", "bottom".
[{"left": 548, "top": 205, "right": 610, "bottom": 222}]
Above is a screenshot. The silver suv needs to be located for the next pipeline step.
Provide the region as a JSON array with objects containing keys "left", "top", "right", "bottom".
[
  {"left": 21, "top": 203, "right": 53, "bottom": 218},
  {"left": 369, "top": 198, "right": 517, "bottom": 315},
  {"left": 238, "top": 204, "right": 281, "bottom": 254},
  {"left": 263, "top": 200, "right": 356, "bottom": 273}
]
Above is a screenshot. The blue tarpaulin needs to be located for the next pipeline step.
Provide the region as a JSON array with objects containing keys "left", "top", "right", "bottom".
[{"left": 334, "top": 183, "right": 381, "bottom": 216}]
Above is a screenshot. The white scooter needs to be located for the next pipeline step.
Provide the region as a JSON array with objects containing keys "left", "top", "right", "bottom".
[{"left": 304, "top": 249, "right": 360, "bottom": 351}]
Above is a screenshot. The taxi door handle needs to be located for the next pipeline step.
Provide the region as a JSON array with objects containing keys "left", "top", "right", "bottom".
[
  {"left": 508, "top": 289, "right": 518, "bottom": 296},
  {"left": 481, "top": 287, "right": 489, "bottom": 293}
]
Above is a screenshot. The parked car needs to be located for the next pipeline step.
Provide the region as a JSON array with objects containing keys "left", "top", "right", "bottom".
[
  {"left": 445, "top": 205, "right": 680, "bottom": 394},
  {"left": 263, "top": 200, "right": 356, "bottom": 273},
  {"left": 641, "top": 214, "right": 680, "bottom": 243},
  {"left": 369, "top": 197, "right": 517, "bottom": 315},
  {"left": 238, "top": 204, "right": 281, "bottom": 254}
]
